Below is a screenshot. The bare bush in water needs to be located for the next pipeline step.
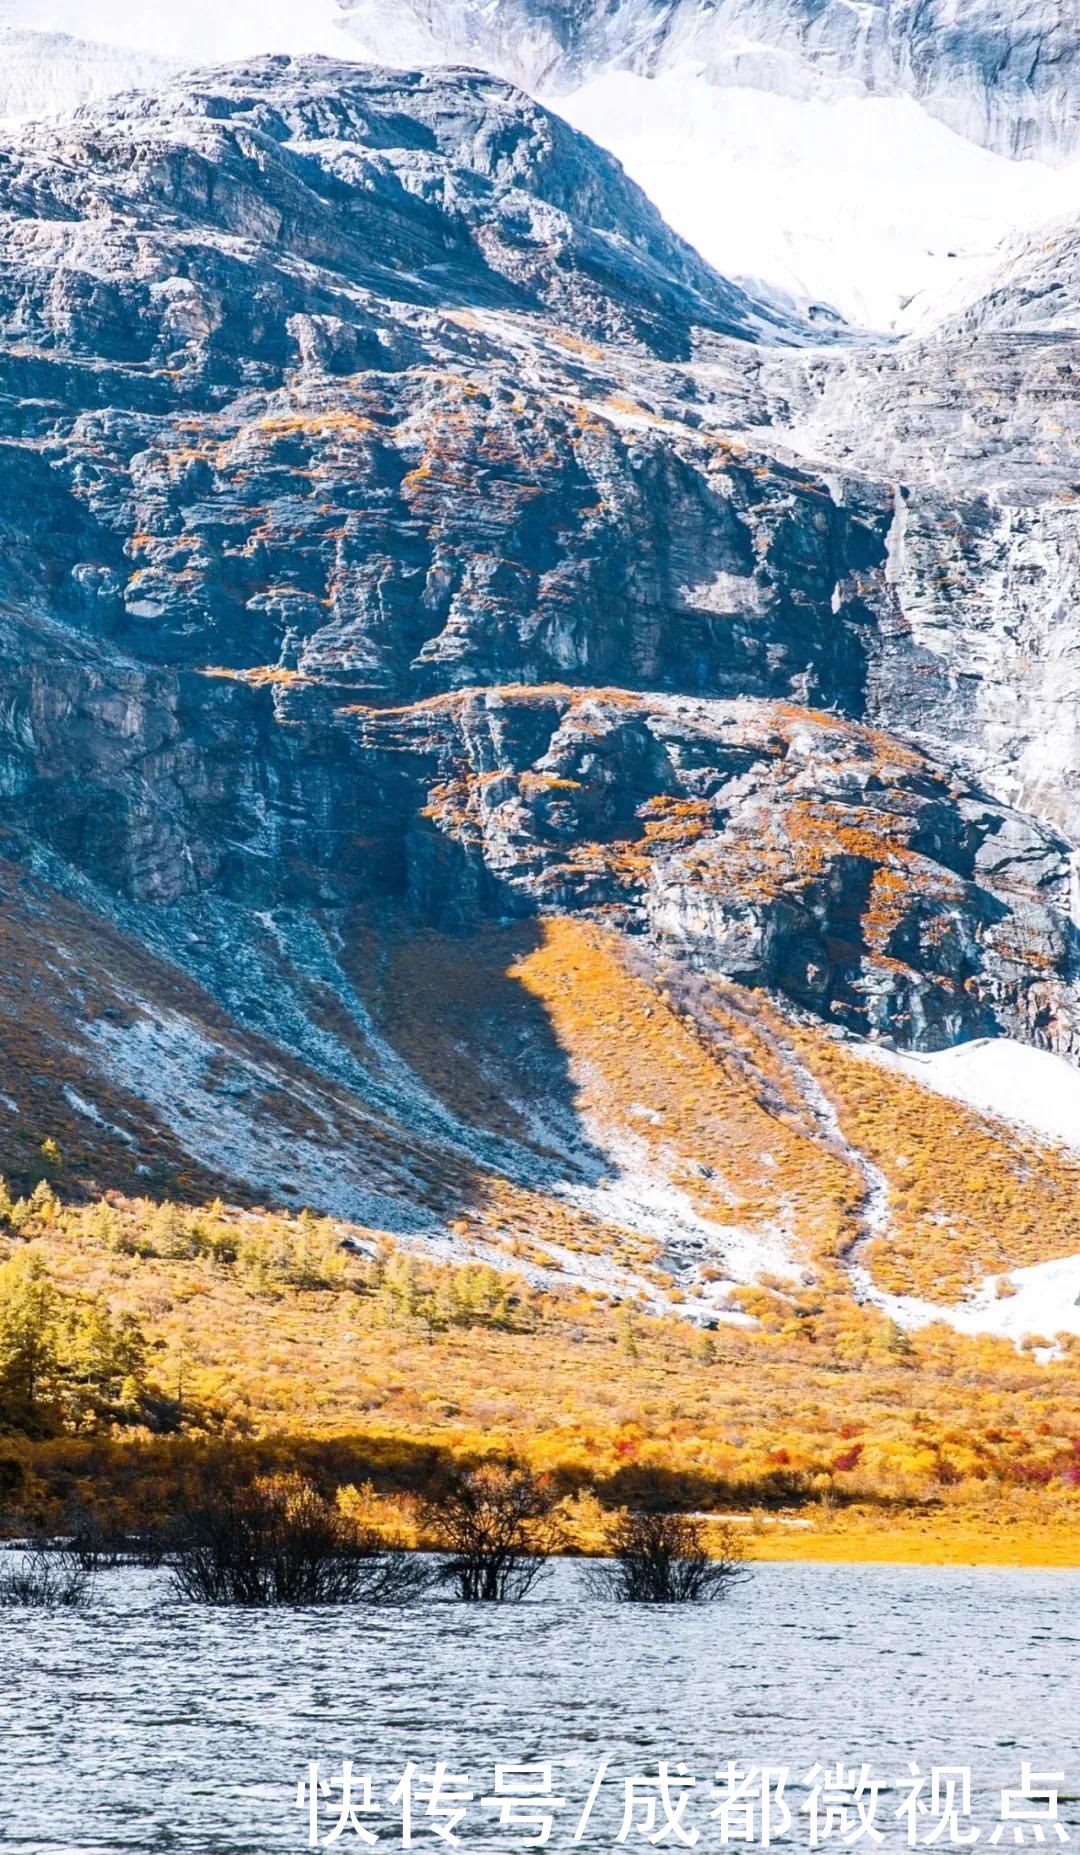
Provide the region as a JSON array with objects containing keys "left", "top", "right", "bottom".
[
  {"left": 586, "top": 1510, "right": 746, "bottom": 1603},
  {"left": 0, "top": 1546, "right": 93, "bottom": 1607},
  {"left": 167, "top": 1475, "right": 431, "bottom": 1607},
  {"left": 423, "top": 1462, "right": 564, "bottom": 1602}
]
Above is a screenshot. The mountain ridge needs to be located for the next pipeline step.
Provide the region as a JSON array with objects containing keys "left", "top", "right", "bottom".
[
  {"left": 0, "top": 53, "right": 1078, "bottom": 1346},
  {"left": 338, "top": 0, "right": 1080, "bottom": 165},
  {"left": 7, "top": 4, "right": 1080, "bottom": 332}
]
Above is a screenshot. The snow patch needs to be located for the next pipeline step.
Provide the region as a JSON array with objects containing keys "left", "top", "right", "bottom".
[
  {"left": 559, "top": 1112, "right": 802, "bottom": 1309},
  {"left": 61, "top": 1082, "right": 135, "bottom": 1144},
  {"left": 866, "top": 1037, "right": 1080, "bottom": 1157},
  {"left": 854, "top": 1252, "right": 1080, "bottom": 1351},
  {"left": 846, "top": 1036, "right": 1080, "bottom": 1347},
  {"left": 551, "top": 69, "right": 1080, "bottom": 333}
]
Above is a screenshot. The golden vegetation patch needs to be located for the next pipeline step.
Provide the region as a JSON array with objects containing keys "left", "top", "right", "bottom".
[
  {"left": 198, "top": 665, "right": 309, "bottom": 686},
  {"left": 506, "top": 917, "right": 861, "bottom": 1264},
  {"left": 337, "top": 908, "right": 1080, "bottom": 1310},
  {"left": 6, "top": 864, "right": 1080, "bottom": 1563},
  {"left": 788, "top": 1029, "right": 1080, "bottom": 1300},
  {"left": 6, "top": 1187, "right": 1080, "bottom": 1560}
]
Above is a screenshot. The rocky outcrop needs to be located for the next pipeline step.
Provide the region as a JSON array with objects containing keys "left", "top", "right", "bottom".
[
  {"left": 933, "top": 214, "right": 1080, "bottom": 338},
  {"left": 0, "top": 54, "right": 800, "bottom": 374},
  {"left": 4, "top": 579, "right": 1074, "bottom": 1050},
  {"left": 353, "top": 687, "right": 1078, "bottom": 1052},
  {"left": 15, "top": 370, "right": 881, "bottom": 704}
]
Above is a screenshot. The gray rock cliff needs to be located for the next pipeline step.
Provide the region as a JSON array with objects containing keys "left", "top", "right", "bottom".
[{"left": 0, "top": 54, "right": 1078, "bottom": 1214}]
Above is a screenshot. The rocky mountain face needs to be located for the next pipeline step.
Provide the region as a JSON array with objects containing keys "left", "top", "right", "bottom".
[
  {"left": 339, "top": 0, "right": 1080, "bottom": 162},
  {"left": 360, "top": 687, "right": 1075, "bottom": 1051},
  {"left": 7, "top": 4, "right": 1078, "bottom": 336},
  {"left": 758, "top": 304, "right": 1080, "bottom": 842},
  {"left": 1, "top": 53, "right": 1079, "bottom": 1323}
]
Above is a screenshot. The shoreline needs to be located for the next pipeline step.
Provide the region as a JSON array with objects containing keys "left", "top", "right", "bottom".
[
  {"left": 6, "top": 1516, "right": 1078, "bottom": 1572},
  {"left": 731, "top": 1515, "right": 1080, "bottom": 1569}
]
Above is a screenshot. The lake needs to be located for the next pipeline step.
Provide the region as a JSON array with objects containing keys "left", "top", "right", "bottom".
[{"left": 2, "top": 1560, "right": 1077, "bottom": 1852}]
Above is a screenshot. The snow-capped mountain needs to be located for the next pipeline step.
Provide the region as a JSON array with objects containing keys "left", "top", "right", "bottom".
[
  {"left": 1, "top": 51, "right": 1079, "bottom": 1341},
  {"left": 14, "top": 0, "right": 1080, "bottom": 163},
  {"left": 340, "top": 0, "right": 1080, "bottom": 167},
  {"left": 339, "top": 0, "right": 1080, "bottom": 330},
  {"left": 1, "top": 20, "right": 1080, "bottom": 1336},
  {"left": 4, "top": 0, "right": 1080, "bottom": 328}
]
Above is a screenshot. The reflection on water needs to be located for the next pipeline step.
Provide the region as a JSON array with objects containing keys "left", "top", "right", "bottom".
[{"left": 2, "top": 1560, "right": 1078, "bottom": 1852}]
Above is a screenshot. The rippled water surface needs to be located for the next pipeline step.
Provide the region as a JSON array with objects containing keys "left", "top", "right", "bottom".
[{"left": 2, "top": 1561, "right": 1078, "bottom": 1853}]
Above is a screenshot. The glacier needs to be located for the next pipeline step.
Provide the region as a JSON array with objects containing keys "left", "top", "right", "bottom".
[{"left": 554, "top": 69, "right": 1080, "bottom": 331}]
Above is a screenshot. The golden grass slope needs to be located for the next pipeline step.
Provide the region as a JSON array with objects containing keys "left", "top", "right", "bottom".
[
  {"left": 6, "top": 874, "right": 1080, "bottom": 1568},
  {"left": 6, "top": 861, "right": 1080, "bottom": 1328},
  {"left": 344, "top": 912, "right": 1080, "bottom": 1314},
  {"left": 8, "top": 1190, "right": 1080, "bottom": 1563}
]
